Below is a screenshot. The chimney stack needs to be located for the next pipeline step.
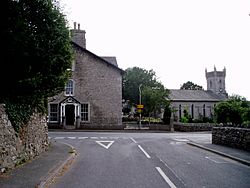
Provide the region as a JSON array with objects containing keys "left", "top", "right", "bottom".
[{"left": 70, "top": 22, "right": 86, "bottom": 49}]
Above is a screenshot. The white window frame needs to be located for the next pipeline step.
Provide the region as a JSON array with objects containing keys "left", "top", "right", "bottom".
[
  {"left": 80, "top": 103, "right": 90, "bottom": 122},
  {"left": 65, "top": 79, "right": 74, "bottom": 96},
  {"left": 49, "top": 103, "right": 59, "bottom": 122}
]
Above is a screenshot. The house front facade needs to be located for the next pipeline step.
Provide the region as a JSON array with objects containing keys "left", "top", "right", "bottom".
[{"left": 47, "top": 22, "right": 124, "bottom": 129}]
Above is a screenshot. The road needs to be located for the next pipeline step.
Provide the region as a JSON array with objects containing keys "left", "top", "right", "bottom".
[{"left": 48, "top": 131, "right": 250, "bottom": 188}]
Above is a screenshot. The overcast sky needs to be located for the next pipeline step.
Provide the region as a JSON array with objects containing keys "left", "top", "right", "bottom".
[{"left": 59, "top": 0, "right": 250, "bottom": 100}]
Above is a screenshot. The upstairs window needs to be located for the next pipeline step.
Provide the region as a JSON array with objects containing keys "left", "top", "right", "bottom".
[{"left": 65, "top": 79, "right": 74, "bottom": 96}]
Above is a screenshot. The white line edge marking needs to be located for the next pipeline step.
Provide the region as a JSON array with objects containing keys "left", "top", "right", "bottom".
[
  {"left": 138, "top": 145, "right": 151, "bottom": 158},
  {"left": 130, "top": 138, "right": 137, "bottom": 143},
  {"left": 68, "top": 137, "right": 76, "bottom": 139},
  {"left": 156, "top": 167, "right": 177, "bottom": 188},
  {"left": 159, "top": 159, "right": 186, "bottom": 186},
  {"left": 205, "top": 156, "right": 228, "bottom": 164}
]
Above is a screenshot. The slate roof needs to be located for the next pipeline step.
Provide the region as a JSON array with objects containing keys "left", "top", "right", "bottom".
[
  {"left": 169, "top": 89, "right": 227, "bottom": 102},
  {"left": 72, "top": 42, "right": 124, "bottom": 74},
  {"left": 100, "top": 57, "right": 118, "bottom": 67}
]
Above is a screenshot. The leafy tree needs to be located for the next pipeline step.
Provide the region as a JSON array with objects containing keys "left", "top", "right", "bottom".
[
  {"left": 122, "top": 67, "right": 164, "bottom": 105},
  {"left": 180, "top": 81, "right": 203, "bottom": 90},
  {"left": 2, "top": 0, "right": 73, "bottom": 131},
  {"left": 214, "top": 94, "right": 250, "bottom": 126},
  {"left": 141, "top": 85, "right": 169, "bottom": 119}
]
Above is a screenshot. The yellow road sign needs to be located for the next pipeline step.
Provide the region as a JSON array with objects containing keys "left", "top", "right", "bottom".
[{"left": 137, "top": 104, "right": 144, "bottom": 109}]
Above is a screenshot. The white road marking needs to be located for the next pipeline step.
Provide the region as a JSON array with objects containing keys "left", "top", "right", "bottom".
[
  {"left": 138, "top": 145, "right": 151, "bottom": 158},
  {"left": 159, "top": 159, "right": 186, "bottom": 186},
  {"left": 90, "top": 137, "right": 98, "bottom": 139},
  {"left": 78, "top": 137, "right": 88, "bottom": 139},
  {"left": 205, "top": 156, "right": 228, "bottom": 164},
  {"left": 54, "top": 137, "right": 65, "bottom": 140},
  {"left": 95, "top": 141, "right": 114, "bottom": 149},
  {"left": 68, "top": 137, "right": 76, "bottom": 139},
  {"left": 156, "top": 167, "right": 177, "bottom": 188},
  {"left": 173, "top": 138, "right": 189, "bottom": 142},
  {"left": 130, "top": 138, "right": 137, "bottom": 143},
  {"left": 100, "top": 137, "right": 107, "bottom": 139},
  {"left": 109, "top": 137, "right": 119, "bottom": 139}
]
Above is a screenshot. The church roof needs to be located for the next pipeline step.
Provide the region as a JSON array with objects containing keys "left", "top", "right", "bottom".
[{"left": 169, "top": 89, "right": 227, "bottom": 102}]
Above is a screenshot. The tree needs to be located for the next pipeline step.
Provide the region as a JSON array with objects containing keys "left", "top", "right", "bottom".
[
  {"left": 162, "top": 103, "right": 171, "bottom": 124},
  {"left": 141, "top": 86, "right": 169, "bottom": 119},
  {"left": 2, "top": 0, "right": 73, "bottom": 131},
  {"left": 214, "top": 94, "right": 250, "bottom": 126},
  {"left": 180, "top": 81, "right": 203, "bottom": 90},
  {"left": 122, "top": 67, "right": 164, "bottom": 105}
]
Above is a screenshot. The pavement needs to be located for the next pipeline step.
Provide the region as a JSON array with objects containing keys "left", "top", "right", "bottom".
[
  {"left": 0, "top": 133, "right": 249, "bottom": 188},
  {"left": 0, "top": 140, "right": 77, "bottom": 188}
]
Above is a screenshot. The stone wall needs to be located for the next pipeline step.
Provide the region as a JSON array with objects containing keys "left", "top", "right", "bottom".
[
  {"left": 0, "top": 104, "right": 49, "bottom": 173},
  {"left": 212, "top": 127, "right": 250, "bottom": 151},
  {"left": 174, "top": 122, "right": 215, "bottom": 132}
]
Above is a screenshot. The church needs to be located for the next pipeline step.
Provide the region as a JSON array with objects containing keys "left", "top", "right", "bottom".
[
  {"left": 47, "top": 22, "right": 124, "bottom": 129},
  {"left": 169, "top": 67, "right": 228, "bottom": 122}
]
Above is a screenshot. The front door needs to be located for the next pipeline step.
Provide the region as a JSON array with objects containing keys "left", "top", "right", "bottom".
[{"left": 65, "top": 105, "right": 75, "bottom": 125}]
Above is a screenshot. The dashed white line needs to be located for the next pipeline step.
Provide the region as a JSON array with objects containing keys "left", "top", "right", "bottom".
[
  {"left": 138, "top": 145, "right": 151, "bottom": 158},
  {"left": 78, "top": 137, "right": 88, "bottom": 139},
  {"left": 130, "top": 138, "right": 137, "bottom": 143},
  {"left": 156, "top": 167, "right": 177, "bottom": 188},
  {"left": 68, "top": 137, "right": 76, "bottom": 139},
  {"left": 54, "top": 137, "right": 65, "bottom": 140},
  {"left": 100, "top": 137, "right": 108, "bottom": 139}
]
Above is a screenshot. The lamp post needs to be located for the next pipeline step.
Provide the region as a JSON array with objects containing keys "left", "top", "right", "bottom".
[{"left": 139, "top": 84, "right": 142, "bottom": 130}]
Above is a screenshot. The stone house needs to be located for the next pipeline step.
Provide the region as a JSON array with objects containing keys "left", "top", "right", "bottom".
[
  {"left": 47, "top": 22, "right": 124, "bottom": 129},
  {"left": 169, "top": 67, "right": 228, "bottom": 122}
]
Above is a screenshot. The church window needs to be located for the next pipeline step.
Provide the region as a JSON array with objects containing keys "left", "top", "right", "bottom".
[
  {"left": 65, "top": 79, "right": 74, "bottom": 96},
  {"left": 210, "top": 81, "right": 212, "bottom": 88},
  {"left": 81, "top": 103, "right": 90, "bottom": 122},
  {"left": 191, "top": 104, "right": 194, "bottom": 119},
  {"left": 179, "top": 105, "right": 182, "bottom": 119},
  {"left": 49, "top": 104, "right": 58, "bottom": 122},
  {"left": 203, "top": 104, "right": 206, "bottom": 117}
]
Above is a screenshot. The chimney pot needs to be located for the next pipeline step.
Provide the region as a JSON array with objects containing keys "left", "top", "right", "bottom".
[{"left": 74, "top": 22, "right": 77, "bottom": 29}]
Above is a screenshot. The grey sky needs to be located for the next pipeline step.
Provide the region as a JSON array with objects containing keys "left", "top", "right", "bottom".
[{"left": 60, "top": 0, "right": 250, "bottom": 100}]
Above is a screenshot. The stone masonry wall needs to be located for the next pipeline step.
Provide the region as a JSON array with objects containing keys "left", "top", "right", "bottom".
[
  {"left": 174, "top": 122, "right": 215, "bottom": 132},
  {"left": 212, "top": 127, "right": 250, "bottom": 151},
  {"left": 0, "top": 104, "right": 49, "bottom": 173}
]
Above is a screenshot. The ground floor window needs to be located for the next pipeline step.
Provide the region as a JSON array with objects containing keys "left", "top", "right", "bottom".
[
  {"left": 49, "top": 104, "right": 58, "bottom": 122},
  {"left": 81, "top": 103, "right": 89, "bottom": 122}
]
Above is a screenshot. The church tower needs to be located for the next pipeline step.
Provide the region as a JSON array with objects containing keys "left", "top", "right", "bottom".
[{"left": 205, "top": 66, "right": 227, "bottom": 96}]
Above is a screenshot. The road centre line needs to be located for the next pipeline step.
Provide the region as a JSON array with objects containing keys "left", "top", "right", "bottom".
[
  {"left": 130, "top": 138, "right": 137, "bottom": 143},
  {"left": 138, "top": 145, "right": 151, "bottom": 158},
  {"left": 156, "top": 167, "right": 177, "bottom": 188}
]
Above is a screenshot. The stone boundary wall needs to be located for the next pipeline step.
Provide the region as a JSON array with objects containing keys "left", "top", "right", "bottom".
[
  {"left": 174, "top": 122, "right": 216, "bottom": 132},
  {"left": 212, "top": 127, "right": 250, "bottom": 151},
  {"left": 0, "top": 104, "right": 49, "bottom": 173}
]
